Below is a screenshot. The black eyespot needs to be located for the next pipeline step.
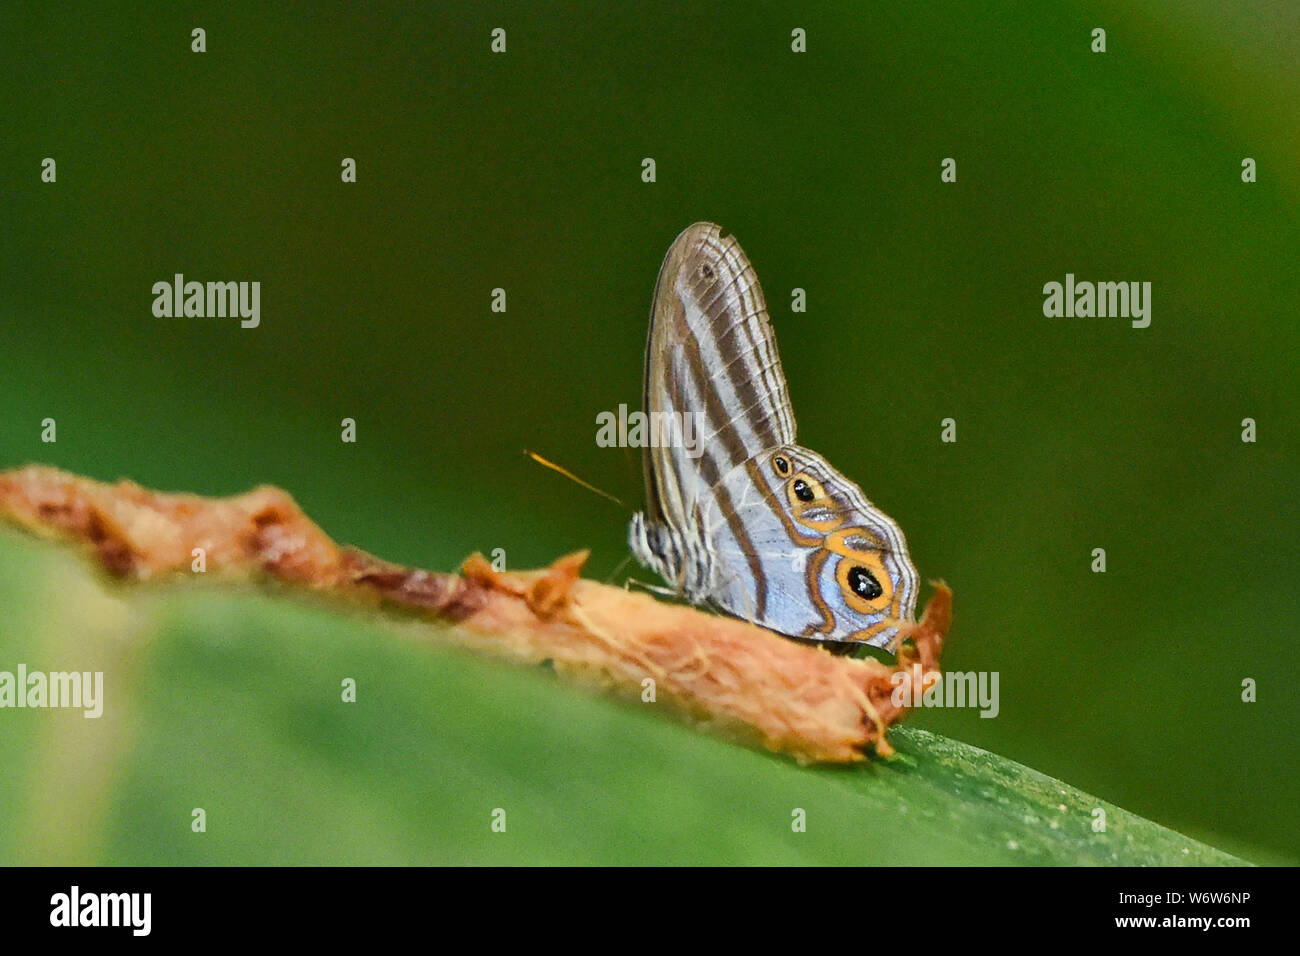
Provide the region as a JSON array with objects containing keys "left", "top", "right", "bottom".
[
  {"left": 847, "top": 566, "right": 883, "bottom": 601},
  {"left": 792, "top": 478, "right": 815, "bottom": 502},
  {"left": 700, "top": 263, "right": 715, "bottom": 279},
  {"left": 773, "top": 456, "right": 790, "bottom": 476}
]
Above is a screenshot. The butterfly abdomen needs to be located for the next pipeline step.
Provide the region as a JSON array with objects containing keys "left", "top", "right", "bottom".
[{"left": 628, "top": 511, "right": 714, "bottom": 601}]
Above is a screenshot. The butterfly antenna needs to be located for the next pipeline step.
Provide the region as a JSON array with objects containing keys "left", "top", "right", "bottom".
[{"left": 525, "top": 450, "right": 625, "bottom": 508}]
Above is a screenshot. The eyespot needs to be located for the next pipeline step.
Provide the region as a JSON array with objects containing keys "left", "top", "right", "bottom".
[
  {"left": 773, "top": 455, "right": 791, "bottom": 476},
  {"left": 847, "top": 565, "right": 883, "bottom": 601},
  {"left": 700, "top": 263, "right": 715, "bottom": 280},
  {"left": 834, "top": 551, "right": 892, "bottom": 613},
  {"left": 785, "top": 472, "right": 835, "bottom": 527}
]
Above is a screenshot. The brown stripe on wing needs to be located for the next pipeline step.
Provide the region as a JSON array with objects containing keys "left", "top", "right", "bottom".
[
  {"left": 673, "top": 324, "right": 769, "bottom": 619},
  {"left": 644, "top": 317, "right": 771, "bottom": 619},
  {"left": 680, "top": 228, "right": 796, "bottom": 459},
  {"left": 708, "top": 474, "right": 768, "bottom": 621},
  {"left": 643, "top": 223, "right": 762, "bottom": 521},
  {"left": 799, "top": 546, "right": 837, "bottom": 636},
  {"left": 698, "top": 230, "right": 795, "bottom": 442}
]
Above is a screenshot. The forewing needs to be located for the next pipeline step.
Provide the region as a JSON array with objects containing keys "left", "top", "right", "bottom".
[{"left": 641, "top": 222, "right": 796, "bottom": 529}]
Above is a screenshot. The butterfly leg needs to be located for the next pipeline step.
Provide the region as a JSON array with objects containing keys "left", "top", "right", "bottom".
[
  {"left": 623, "top": 576, "right": 683, "bottom": 600},
  {"left": 601, "top": 553, "right": 634, "bottom": 586}
]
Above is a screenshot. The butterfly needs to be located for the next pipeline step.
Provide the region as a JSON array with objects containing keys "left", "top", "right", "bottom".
[{"left": 628, "top": 222, "right": 918, "bottom": 649}]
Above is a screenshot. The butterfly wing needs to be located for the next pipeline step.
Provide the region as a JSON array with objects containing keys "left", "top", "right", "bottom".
[
  {"left": 640, "top": 222, "right": 795, "bottom": 534},
  {"left": 703, "top": 445, "right": 919, "bottom": 647},
  {"left": 633, "top": 222, "right": 917, "bottom": 647}
]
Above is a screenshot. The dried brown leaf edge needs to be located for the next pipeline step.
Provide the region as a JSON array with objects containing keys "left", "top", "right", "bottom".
[{"left": 0, "top": 465, "right": 952, "bottom": 765}]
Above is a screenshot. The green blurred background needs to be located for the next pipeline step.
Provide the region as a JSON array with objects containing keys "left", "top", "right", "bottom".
[{"left": 1, "top": 1, "right": 1295, "bottom": 863}]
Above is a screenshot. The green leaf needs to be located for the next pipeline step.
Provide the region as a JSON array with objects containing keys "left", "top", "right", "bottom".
[{"left": 0, "top": 529, "right": 1245, "bottom": 865}]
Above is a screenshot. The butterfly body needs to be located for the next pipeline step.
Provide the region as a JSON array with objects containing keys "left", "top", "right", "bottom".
[{"left": 628, "top": 223, "right": 918, "bottom": 648}]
